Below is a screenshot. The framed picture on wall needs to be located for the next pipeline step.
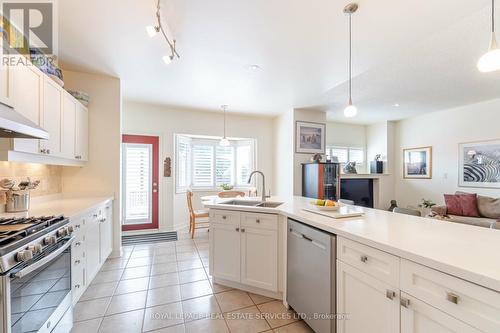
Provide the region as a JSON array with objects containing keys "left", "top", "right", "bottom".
[
  {"left": 459, "top": 139, "right": 500, "bottom": 188},
  {"left": 295, "top": 121, "right": 326, "bottom": 154},
  {"left": 403, "top": 146, "right": 432, "bottom": 179}
]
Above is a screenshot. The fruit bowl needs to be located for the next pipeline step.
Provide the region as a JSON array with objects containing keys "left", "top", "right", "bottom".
[{"left": 309, "top": 200, "right": 340, "bottom": 211}]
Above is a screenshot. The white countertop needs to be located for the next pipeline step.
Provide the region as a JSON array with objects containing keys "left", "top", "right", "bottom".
[
  {"left": 204, "top": 196, "right": 500, "bottom": 292},
  {"left": 0, "top": 195, "right": 114, "bottom": 219}
]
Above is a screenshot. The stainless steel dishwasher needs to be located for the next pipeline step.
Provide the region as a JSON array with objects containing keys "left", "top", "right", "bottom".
[{"left": 287, "top": 218, "right": 335, "bottom": 333}]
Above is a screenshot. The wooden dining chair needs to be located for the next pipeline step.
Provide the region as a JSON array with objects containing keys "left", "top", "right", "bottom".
[
  {"left": 186, "top": 190, "right": 209, "bottom": 238},
  {"left": 217, "top": 191, "right": 246, "bottom": 198}
]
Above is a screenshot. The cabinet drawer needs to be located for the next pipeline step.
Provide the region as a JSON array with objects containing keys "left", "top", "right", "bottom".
[
  {"left": 401, "top": 259, "right": 500, "bottom": 333},
  {"left": 71, "top": 263, "right": 85, "bottom": 303},
  {"left": 241, "top": 212, "right": 278, "bottom": 230},
  {"left": 337, "top": 237, "right": 399, "bottom": 288},
  {"left": 69, "top": 217, "right": 86, "bottom": 238},
  {"left": 209, "top": 209, "right": 240, "bottom": 226},
  {"left": 72, "top": 235, "right": 85, "bottom": 260}
]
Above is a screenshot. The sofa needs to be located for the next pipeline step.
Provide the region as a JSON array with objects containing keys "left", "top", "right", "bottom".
[{"left": 431, "top": 192, "right": 500, "bottom": 229}]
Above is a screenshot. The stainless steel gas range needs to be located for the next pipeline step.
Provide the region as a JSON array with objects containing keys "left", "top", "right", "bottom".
[{"left": 0, "top": 216, "right": 74, "bottom": 333}]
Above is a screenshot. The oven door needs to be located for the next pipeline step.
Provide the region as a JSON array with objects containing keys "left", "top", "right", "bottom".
[{"left": 6, "top": 236, "right": 73, "bottom": 333}]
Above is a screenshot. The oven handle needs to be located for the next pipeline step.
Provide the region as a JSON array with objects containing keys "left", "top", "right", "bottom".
[{"left": 11, "top": 236, "right": 74, "bottom": 279}]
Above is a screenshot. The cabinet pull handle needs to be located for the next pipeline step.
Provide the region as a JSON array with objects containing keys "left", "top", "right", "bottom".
[
  {"left": 75, "top": 224, "right": 81, "bottom": 229},
  {"left": 360, "top": 255, "right": 368, "bottom": 263},
  {"left": 386, "top": 290, "right": 396, "bottom": 300},
  {"left": 446, "top": 292, "right": 459, "bottom": 304},
  {"left": 75, "top": 242, "right": 81, "bottom": 247},
  {"left": 241, "top": 228, "right": 245, "bottom": 233},
  {"left": 74, "top": 284, "right": 80, "bottom": 289},
  {"left": 400, "top": 298, "right": 410, "bottom": 308},
  {"left": 75, "top": 260, "right": 80, "bottom": 264},
  {"left": 235, "top": 227, "right": 240, "bottom": 232},
  {"left": 302, "top": 234, "right": 313, "bottom": 242}
]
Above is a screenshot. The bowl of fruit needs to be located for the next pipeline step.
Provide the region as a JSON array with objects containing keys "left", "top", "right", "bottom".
[{"left": 309, "top": 199, "right": 340, "bottom": 211}]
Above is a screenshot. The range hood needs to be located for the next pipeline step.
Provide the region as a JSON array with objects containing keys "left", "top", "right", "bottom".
[{"left": 0, "top": 102, "right": 49, "bottom": 139}]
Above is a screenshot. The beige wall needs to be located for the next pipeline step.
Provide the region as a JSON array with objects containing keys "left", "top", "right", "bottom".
[
  {"left": 0, "top": 162, "right": 62, "bottom": 196},
  {"left": 123, "top": 101, "right": 275, "bottom": 232},
  {"left": 394, "top": 98, "right": 500, "bottom": 209},
  {"left": 61, "top": 70, "right": 122, "bottom": 256},
  {"left": 272, "top": 110, "right": 294, "bottom": 199}
]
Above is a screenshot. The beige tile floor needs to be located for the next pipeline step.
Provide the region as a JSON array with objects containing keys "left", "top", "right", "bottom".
[{"left": 71, "top": 230, "right": 314, "bottom": 333}]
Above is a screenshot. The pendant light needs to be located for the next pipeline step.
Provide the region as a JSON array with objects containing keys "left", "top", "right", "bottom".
[
  {"left": 478, "top": 0, "right": 500, "bottom": 72},
  {"left": 219, "top": 105, "right": 230, "bottom": 147},
  {"left": 344, "top": 3, "right": 358, "bottom": 118}
]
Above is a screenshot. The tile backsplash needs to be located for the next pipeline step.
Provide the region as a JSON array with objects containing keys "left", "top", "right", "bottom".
[{"left": 0, "top": 162, "right": 62, "bottom": 196}]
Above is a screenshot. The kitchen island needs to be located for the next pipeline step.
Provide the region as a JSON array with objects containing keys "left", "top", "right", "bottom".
[{"left": 204, "top": 195, "right": 500, "bottom": 333}]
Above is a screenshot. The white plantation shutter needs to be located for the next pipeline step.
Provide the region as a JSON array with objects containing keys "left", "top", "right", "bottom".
[
  {"left": 192, "top": 144, "right": 214, "bottom": 187},
  {"left": 236, "top": 143, "right": 252, "bottom": 186},
  {"left": 349, "top": 148, "right": 364, "bottom": 164},
  {"left": 216, "top": 146, "right": 234, "bottom": 185},
  {"left": 176, "top": 136, "right": 191, "bottom": 191},
  {"left": 123, "top": 143, "right": 151, "bottom": 224},
  {"left": 331, "top": 147, "right": 349, "bottom": 163}
]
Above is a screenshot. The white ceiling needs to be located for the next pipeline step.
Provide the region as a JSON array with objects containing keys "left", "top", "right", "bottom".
[{"left": 58, "top": 0, "right": 500, "bottom": 124}]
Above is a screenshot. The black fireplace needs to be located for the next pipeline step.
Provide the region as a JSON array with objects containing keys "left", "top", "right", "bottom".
[{"left": 340, "top": 178, "right": 374, "bottom": 208}]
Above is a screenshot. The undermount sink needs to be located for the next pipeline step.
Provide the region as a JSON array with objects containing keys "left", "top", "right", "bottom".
[{"left": 222, "top": 199, "right": 283, "bottom": 208}]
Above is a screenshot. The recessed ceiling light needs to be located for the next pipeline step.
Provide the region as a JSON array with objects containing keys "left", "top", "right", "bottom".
[
  {"left": 247, "top": 64, "right": 262, "bottom": 71},
  {"left": 393, "top": 103, "right": 400, "bottom": 107}
]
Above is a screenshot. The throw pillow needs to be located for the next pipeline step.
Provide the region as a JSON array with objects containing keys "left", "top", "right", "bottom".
[
  {"left": 444, "top": 193, "right": 481, "bottom": 217},
  {"left": 444, "top": 194, "right": 462, "bottom": 216},
  {"left": 477, "top": 195, "right": 500, "bottom": 219}
]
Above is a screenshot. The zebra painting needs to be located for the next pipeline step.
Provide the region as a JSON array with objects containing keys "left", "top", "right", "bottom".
[{"left": 459, "top": 140, "right": 500, "bottom": 189}]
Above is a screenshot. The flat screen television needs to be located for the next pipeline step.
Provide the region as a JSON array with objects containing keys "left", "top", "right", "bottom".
[{"left": 340, "top": 179, "right": 374, "bottom": 208}]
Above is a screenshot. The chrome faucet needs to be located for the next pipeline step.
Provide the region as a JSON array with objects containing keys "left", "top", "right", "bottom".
[{"left": 247, "top": 171, "right": 266, "bottom": 202}]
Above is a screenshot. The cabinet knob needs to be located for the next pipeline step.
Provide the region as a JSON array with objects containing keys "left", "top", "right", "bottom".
[
  {"left": 446, "top": 292, "right": 459, "bottom": 304},
  {"left": 256, "top": 219, "right": 260, "bottom": 223},
  {"left": 75, "top": 242, "right": 81, "bottom": 247},
  {"left": 241, "top": 228, "right": 245, "bottom": 233},
  {"left": 386, "top": 290, "right": 396, "bottom": 300},
  {"left": 46, "top": 149, "right": 51, "bottom": 154},
  {"left": 75, "top": 224, "right": 81, "bottom": 229},
  {"left": 40, "top": 148, "right": 46, "bottom": 154},
  {"left": 235, "top": 227, "right": 240, "bottom": 232},
  {"left": 400, "top": 298, "right": 410, "bottom": 308},
  {"left": 222, "top": 216, "right": 227, "bottom": 220},
  {"left": 360, "top": 255, "right": 368, "bottom": 263}
]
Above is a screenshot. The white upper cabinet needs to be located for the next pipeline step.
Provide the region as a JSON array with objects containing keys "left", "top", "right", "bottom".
[
  {"left": 61, "top": 92, "right": 76, "bottom": 159},
  {"left": 75, "top": 103, "right": 88, "bottom": 161},
  {"left": 11, "top": 64, "right": 43, "bottom": 154},
  {"left": 40, "top": 76, "right": 62, "bottom": 156},
  {"left": 0, "top": 62, "right": 14, "bottom": 107}
]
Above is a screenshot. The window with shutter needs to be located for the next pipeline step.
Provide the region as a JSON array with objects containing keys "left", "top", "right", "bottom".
[
  {"left": 175, "top": 135, "right": 256, "bottom": 192},
  {"left": 349, "top": 148, "right": 364, "bottom": 164},
  {"left": 123, "top": 143, "right": 152, "bottom": 224},
  {"left": 331, "top": 147, "right": 349, "bottom": 163}
]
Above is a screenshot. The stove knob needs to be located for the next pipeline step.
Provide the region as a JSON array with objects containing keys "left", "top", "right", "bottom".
[
  {"left": 44, "top": 236, "right": 57, "bottom": 245},
  {"left": 27, "top": 244, "right": 42, "bottom": 254},
  {"left": 16, "top": 249, "right": 33, "bottom": 262},
  {"left": 57, "top": 228, "right": 67, "bottom": 237}
]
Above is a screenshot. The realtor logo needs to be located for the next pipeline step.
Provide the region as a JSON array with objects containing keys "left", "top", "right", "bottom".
[{"left": 1, "top": 0, "right": 57, "bottom": 55}]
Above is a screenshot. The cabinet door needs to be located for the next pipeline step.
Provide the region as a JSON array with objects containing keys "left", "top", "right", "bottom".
[
  {"left": 85, "top": 213, "right": 101, "bottom": 281},
  {"left": 71, "top": 236, "right": 86, "bottom": 303},
  {"left": 209, "top": 223, "right": 241, "bottom": 282},
  {"left": 0, "top": 62, "right": 14, "bottom": 107},
  {"left": 240, "top": 226, "right": 277, "bottom": 291},
  {"left": 401, "top": 293, "right": 482, "bottom": 333},
  {"left": 337, "top": 261, "right": 400, "bottom": 333},
  {"left": 99, "top": 204, "right": 113, "bottom": 262},
  {"left": 61, "top": 92, "right": 76, "bottom": 159},
  {"left": 11, "top": 64, "right": 43, "bottom": 154},
  {"left": 75, "top": 103, "right": 88, "bottom": 161},
  {"left": 40, "top": 77, "right": 62, "bottom": 156}
]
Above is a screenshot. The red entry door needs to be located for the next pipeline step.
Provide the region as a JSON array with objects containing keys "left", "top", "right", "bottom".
[{"left": 122, "top": 135, "right": 159, "bottom": 231}]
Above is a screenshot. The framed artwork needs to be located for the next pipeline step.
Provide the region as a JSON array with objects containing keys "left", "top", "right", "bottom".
[
  {"left": 295, "top": 121, "right": 326, "bottom": 154},
  {"left": 459, "top": 139, "right": 500, "bottom": 188},
  {"left": 403, "top": 147, "right": 432, "bottom": 179}
]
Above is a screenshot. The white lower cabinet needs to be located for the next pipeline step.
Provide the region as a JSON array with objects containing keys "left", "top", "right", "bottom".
[
  {"left": 211, "top": 223, "right": 241, "bottom": 282},
  {"left": 337, "top": 236, "right": 499, "bottom": 333},
  {"left": 241, "top": 226, "right": 278, "bottom": 291},
  {"left": 209, "top": 210, "right": 278, "bottom": 292},
  {"left": 337, "top": 260, "right": 400, "bottom": 333},
  {"left": 70, "top": 200, "right": 113, "bottom": 304},
  {"left": 400, "top": 293, "right": 482, "bottom": 333}
]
